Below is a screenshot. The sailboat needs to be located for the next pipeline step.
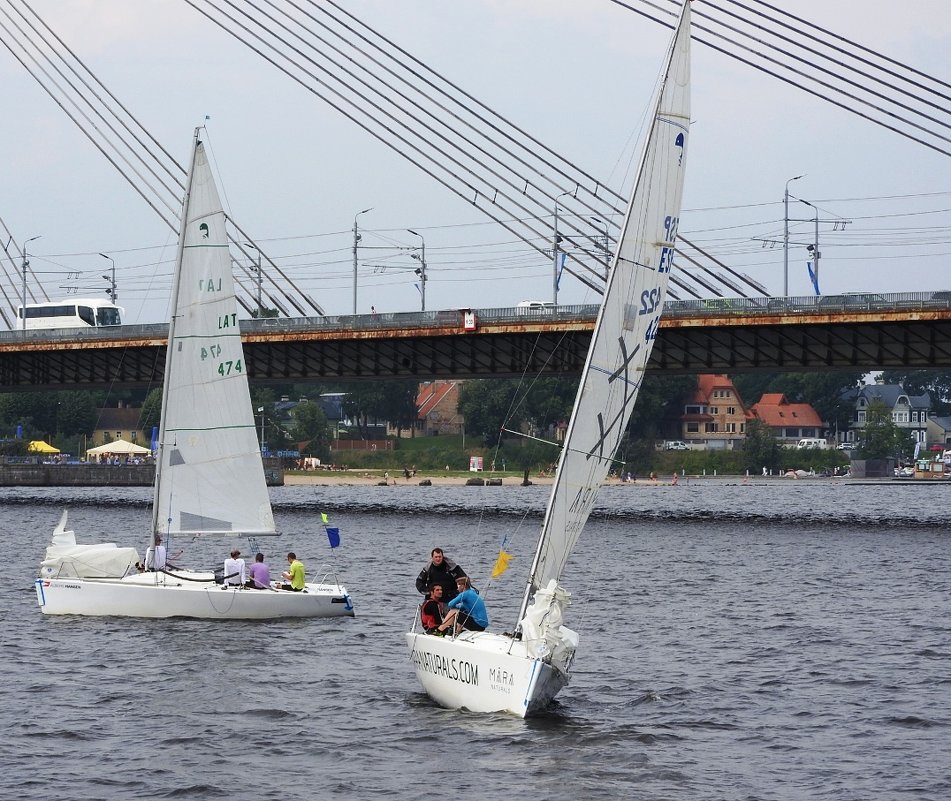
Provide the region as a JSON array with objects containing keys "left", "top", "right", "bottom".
[
  {"left": 405, "top": 0, "right": 692, "bottom": 716},
  {"left": 35, "top": 132, "right": 354, "bottom": 620}
]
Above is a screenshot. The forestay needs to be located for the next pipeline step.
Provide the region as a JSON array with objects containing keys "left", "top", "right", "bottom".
[
  {"left": 522, "top": 4, "right": 691, "bottom": 608},
  {"left": 152, "top": 141, "right": 276, "bottom": 538}
]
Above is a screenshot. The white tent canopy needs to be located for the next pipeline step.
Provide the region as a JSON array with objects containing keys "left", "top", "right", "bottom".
[{"left": 86, "top": 439, "right": 151, "bottom": 457}]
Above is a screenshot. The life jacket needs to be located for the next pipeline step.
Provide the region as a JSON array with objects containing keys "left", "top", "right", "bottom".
[{"left": 419, "top": 598, "right": 447, "bottom": 632}]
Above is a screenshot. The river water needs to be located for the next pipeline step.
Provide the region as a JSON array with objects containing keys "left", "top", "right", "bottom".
[{"left": 3, "top": 478, "right": 949, "bottom": 800}]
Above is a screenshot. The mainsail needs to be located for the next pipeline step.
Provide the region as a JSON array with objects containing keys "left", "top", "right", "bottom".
[
  {"left": 521, "top": 3, "right": 691, "bottom": 612},
  {"left": 152, "top": 137, "right": 275, "bottom": 538}
]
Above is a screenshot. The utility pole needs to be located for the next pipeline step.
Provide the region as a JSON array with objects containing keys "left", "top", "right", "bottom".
[
  {"left": 407, "top": 229, "right": 426, "bottom": 311},
  {"left": 553, "top": 191, "right": 572, "bottom": 304},
  {"left": 21, "top": 235, "right": 41, "bottom": 333},
  {"left": 784, "top": 175, "right": 802, "bottom": 296},
  {"left": 99, "top": 252, "right": 117, "bottom": 303},
  {"left": 244, "top": 243, "right": 262, "bottom": 315},
  {"left": 353, "top": 208, "right": 372, "bottom": 314}
]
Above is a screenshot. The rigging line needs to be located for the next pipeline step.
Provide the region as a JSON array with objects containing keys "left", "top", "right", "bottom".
[
  {"left": 17, "top": 0, "right": 188, "bottom": 189},
  {"left": 698, "top": 0, "right": 951, "bottom": 129},
  {"left": 186, "top": 0, "right": 612, "bottom": 296},
  {"left": 611, "top": 0, "right": 951, "bottom": 156},
  {"left": 0, "top": 26, "right": 180, "bottom": 232},
  {"left": 320, "top": 0, "right": 626, "bottom": 208},
  {"left": 745, "top": 0, "right": 951, "bottom": 99}
]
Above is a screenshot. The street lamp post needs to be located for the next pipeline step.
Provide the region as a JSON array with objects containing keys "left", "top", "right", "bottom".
[
  {"left": 406, "top": 229, "right": 426, "bottom": 312},
  {"left": 553, "top": 191, "right": 572, "bottom": 305},
  {"left": 799, "top": 199, "right": 820, "bottom": 294},
  {"left": 784, "top": 175, "right": 803, "bottom": 296},
  {"left": 21, "top": 235, "right": 41, "bottom": 333},
  {"left": 99, "top": 252, "right": 117, "bottom": 303},
  {"left": 353, "top": 207, "right": 373, "bottom": 315},
  {"left": 244, "top": 243, "right": 263, "bottom": 315}
]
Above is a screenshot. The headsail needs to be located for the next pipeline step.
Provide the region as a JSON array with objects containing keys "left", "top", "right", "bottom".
[
  {"left": 521, "top": 2, "right": 691, "bottom": 612},
  {"left": 152, "top": 134, "right": 276, "bottom": 538}
]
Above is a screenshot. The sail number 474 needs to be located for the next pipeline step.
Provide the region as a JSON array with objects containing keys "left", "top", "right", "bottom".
[{"left": 200, "top": 343, "right": 243, "bottom": 375}]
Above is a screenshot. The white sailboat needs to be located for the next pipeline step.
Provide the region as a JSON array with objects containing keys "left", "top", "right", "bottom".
[
  {"left": 405, "top": 0, "right": 692, "bottom": 716},
  {"left": 35, "top": 133, "right": 354, "bottom": 620}
]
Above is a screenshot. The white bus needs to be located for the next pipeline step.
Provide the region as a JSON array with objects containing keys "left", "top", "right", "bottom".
[{"left": 16, "top": 298, "right": 123, "bottom": 330}]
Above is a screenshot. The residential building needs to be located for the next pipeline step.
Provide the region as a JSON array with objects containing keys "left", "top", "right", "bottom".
[
  {"left": 404, "top": 380, "right": 464, "bottom": 438},
  {"left": 93, "top": 404, "right": 148, "bottom": 448},
  {"left": 747, "top": 393, "right": 824, "bottom": 446},
  {"left": 678, "top": 374, "right": 748, "bottom": 450},
  {"left": 844, "top": 384, "right": 930, "bottom": 448}
]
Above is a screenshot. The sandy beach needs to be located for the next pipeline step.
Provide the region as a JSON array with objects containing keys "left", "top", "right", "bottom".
[{"left": 283, "top": 470, "right": 554, "bottom": 487}]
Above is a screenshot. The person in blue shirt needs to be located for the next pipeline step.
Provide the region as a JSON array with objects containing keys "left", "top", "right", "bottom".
[{"left": 443, "top": 576, "right": 488, "bottom": 633}]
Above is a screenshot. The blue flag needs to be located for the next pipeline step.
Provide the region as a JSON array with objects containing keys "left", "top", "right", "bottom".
[
  {"left": 326, "top": 527, "right": 341, "bottom": 549},
  {"left": 807, "top": 260, "right": 820, "bottom": 295}
]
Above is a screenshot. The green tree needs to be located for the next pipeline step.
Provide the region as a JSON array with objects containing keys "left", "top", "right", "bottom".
[
  {"left": 459, "top": 379, "right": 525, "bottom": 448},
  {"left": 291, "top": 401, "right": 332, "bottom": 458},
  {"left": 378, "top": 379, "right": 421, "bottom": 437},
  {"left": 626, "top": 375, "right": 697, "bottom": 441},
  {"left": 858, "top": 400, "right": 914, "bottom": 460},
  {"left": 743, "top": 417, "right": 784, "bottom": 472},
  {"left": 56, "top": 391, "right": 98, "bottom": 438},
  {"left": 521, "top": 376, "right": 578, "bottom": 434}
]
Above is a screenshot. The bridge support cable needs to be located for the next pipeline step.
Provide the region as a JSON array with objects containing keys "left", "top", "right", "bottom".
[
  {"left": 613, "top": 0, "right": 951, "bottom": 158},
  {"left": 0, "top": 0, "right": 326, "bottom": 325}
]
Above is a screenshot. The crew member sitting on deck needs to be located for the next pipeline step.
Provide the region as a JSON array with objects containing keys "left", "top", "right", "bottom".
[
  {"left": 419, "top": 582, "right": 448, "bottom": 634},
  {"left": 247, "top": 552, "right": 270, "bottom": 589},
  {"left": 279, "top": 552, "right": 305, "bottom": 591},
  {"left": 440, "top": 576, "right": 489, "bottom": 634},
  {"left": 223, "top": 549, "right": 246, "bottom": 587},
  {"left": 144, "top": 534, "right": 167, "bottom": 572}
]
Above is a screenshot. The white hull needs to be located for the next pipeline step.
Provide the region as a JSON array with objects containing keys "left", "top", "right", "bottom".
[
  {"left": 405, "top": 629, "right": 574, "bottom": 717},
  {"left": 36, "top": 571, "right": 354, "bottom": 620}
]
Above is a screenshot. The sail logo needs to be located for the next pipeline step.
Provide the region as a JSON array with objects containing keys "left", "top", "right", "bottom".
[{"left": 411, "top": 648, "right": 479, "bottom": 686}]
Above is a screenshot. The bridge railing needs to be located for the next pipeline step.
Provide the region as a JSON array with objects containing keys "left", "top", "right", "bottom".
[{"left": 2, "top": 292, "right": 949, "bottom": 343}]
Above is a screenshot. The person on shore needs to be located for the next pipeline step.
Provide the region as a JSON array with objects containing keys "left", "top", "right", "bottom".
[
  {"left": 440, "top": 576, "right": 488, "bottom": 634},
  {"left": 223, "top": 549, "right": 246, "bottom": 587},
  {"left": 279, "top": 552, "right": 305, "bottom": 591},
  {"left": 144, "top": 534, "right": 167, "bottom": 571},
  {"left": 415, "top": 547, "right": 467, "bottom": 602},
  {"left": 247, "top": 552, "right": 270, "bottom": 589},
  {"left": 419, "top": 582, "right": 449, "bottom": 634}
]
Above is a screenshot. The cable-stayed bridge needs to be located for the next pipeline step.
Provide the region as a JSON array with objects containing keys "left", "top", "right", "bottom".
[{"left": 2, "top": 294, "right": 951, "bottom": 391}]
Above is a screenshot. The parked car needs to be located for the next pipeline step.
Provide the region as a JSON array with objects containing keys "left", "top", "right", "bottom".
[
  {"left": 836, "top": 442, "right": 855, "bottom": 451},
  {"left": 664, "top": 440, "right": 690, "bottom": 451}
]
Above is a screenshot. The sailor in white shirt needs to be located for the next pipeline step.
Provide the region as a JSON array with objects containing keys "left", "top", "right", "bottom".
[
  {"left": 144, "top": 535, "right": 167, "bottom": 571},
  {"left": 223, "top": 549, "right": 246, "bottom": 587}
]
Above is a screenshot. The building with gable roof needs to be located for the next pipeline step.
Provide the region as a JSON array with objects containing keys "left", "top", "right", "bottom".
[
  {"left": 746, "top": 393, "right": 825, "bottom": 447},
  {"left": 390, "top": 380, "right": 464, "bottom": 438},
  {"left": 843, "top": 384, "right": 930, "bottom": 448},
  {"left": 678, "top": 374, "right": 748, "bottom": 450}
]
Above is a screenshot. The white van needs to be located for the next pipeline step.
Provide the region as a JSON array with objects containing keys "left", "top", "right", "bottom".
[
  {"left": 516, "top": 300, "right": 556, "bottom": 313},
  {"left": 796, "top": 438, "right": 830, "bottom": 449}
]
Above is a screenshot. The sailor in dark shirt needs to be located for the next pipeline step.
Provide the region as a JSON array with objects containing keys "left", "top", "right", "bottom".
[{"left": 415, "top": 547, "right": 467, "bottom": 602}]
